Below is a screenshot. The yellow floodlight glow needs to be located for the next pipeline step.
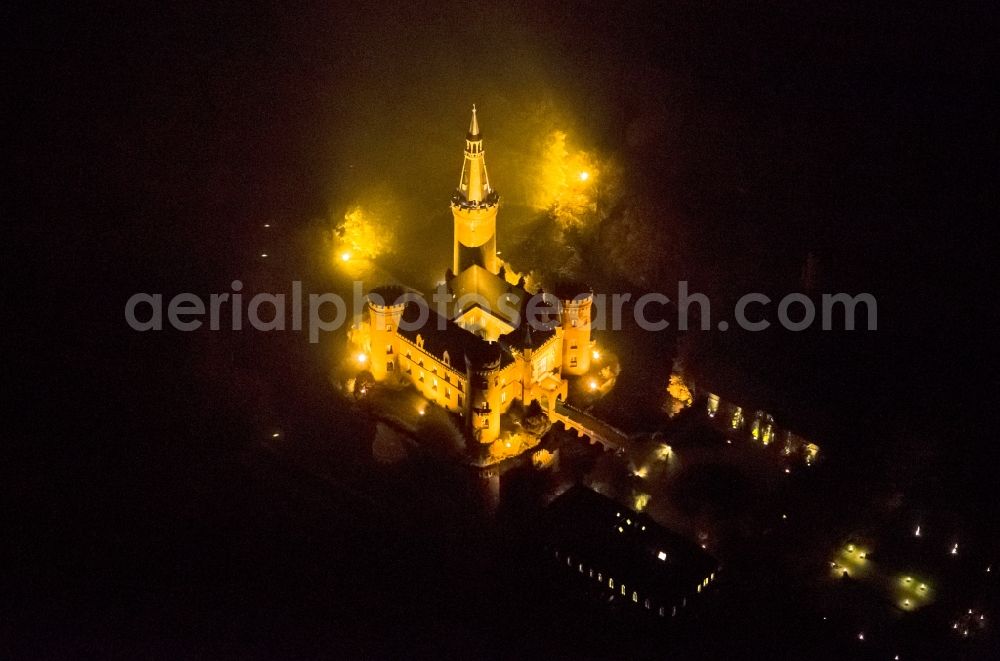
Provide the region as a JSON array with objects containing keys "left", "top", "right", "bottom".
[
  {"left": 592, "top": 349, "right": 600, "bottom": 360},
  {"left": 578, "top": 171, "right": 590, "bottom": 182},
  {"left": 588, "top": 379, "right": 598, "bottom": 391},
  {"left": 356, "top": 353, "right": 368, "bottom": 365},
  {"left": 341, "top": 251, "right": 352, "bottom": 262}
]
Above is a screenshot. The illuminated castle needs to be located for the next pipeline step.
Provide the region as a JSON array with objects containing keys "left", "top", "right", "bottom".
[{"left": 362, "top": 106, "right": 594, "bottom": 464}]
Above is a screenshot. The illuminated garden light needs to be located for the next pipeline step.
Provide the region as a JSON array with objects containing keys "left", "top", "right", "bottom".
[
  {"left": 341, "top": 251, "right": 352, "bottom": 262},
  {"left": 356, "top": 352, "right": 368, "bottom": 365},
  {"left": 588, "top": 379, "right": 598, "bottom": 391},
  {"left": 578, "top": 171, "right": 589, "bottom": 182},
  {"left": 592, "top": 349, "right": 600, "bottom": 360}
]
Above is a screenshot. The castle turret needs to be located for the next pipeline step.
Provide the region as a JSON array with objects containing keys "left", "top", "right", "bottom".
[
  {"left": 451, "top": 105, "right": 500, "bottom": 275},
  {"left": 556, "top": 282, "right": 593, "bottom": 376},
  {"left": 465, "top": 341, "right": 503, "bottom": 444},
  {"left": 366, "top": 285, "right": 407, "bottom": 381}
]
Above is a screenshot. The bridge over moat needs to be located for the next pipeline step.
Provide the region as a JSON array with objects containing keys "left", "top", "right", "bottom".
[{"left": 550, "top": 401, "right": 629, "bottom": 452}]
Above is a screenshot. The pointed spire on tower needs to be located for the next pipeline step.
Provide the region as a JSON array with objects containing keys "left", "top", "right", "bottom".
[
  {"left": 467, "top": 104, "right": 480, "bottom": 139},
  {"left": 457, "top": 104, "right": 493, "bottom": 204}
]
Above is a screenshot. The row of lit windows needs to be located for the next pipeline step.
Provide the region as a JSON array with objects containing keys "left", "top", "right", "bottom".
[{"left": 552, "top": 549, "right": 717, "bottom": 618}]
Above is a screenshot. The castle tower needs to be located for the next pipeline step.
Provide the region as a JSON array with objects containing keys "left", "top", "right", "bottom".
[
  {"left": 451, "top": 105, "right": 500, "bottom": 275},
  {"left": 556, "top": 282, "right": 594, "bottom": 376},
  {"left": 366, "top": 285, "right": 407, "bottom": 382},
  {"left": 465, "top": 342, "right": 503, "bottom": 444}
]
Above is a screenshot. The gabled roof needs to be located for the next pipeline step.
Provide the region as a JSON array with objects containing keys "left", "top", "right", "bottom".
[
  {"left": 449, "top": 265, "right": 529, "bottom": 327},
  {"left": 396, "top": 301, "right": 514, "bottom": 370}
]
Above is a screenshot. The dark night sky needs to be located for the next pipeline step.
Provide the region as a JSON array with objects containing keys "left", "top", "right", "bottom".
[{"left": 5, "top": 0, "right": 998, "bottom": 656}]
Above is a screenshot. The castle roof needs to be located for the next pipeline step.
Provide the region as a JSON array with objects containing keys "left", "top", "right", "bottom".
[
  {"left": 396, "top": 301, "right": 514, "bottom": 371},
  {"left": 449, "top": 264, "right": 528, "bottom": 326}
]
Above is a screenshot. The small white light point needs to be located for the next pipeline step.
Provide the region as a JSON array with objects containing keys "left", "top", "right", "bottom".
[
  {"left": 263, "top": 223, "right": 271, "bottom": 228},
  {"left": 951, "top": 543, "right": 959, "bottom": 555},
  {"left": 578, "top": 171, "right": 589, "bottom": 182},
  {"left": 272, "top": 432, "right": 280, "bottom": 438},
  {"left": 341, "top": 251, "right": 351, "bottom": 262},
  {"left": 260, "top": 253, "right": 268, "bottom": 258},
  {"left": 356, "top": 353, "right": 367, "bottom": 365},
  {"left": 784, "top": 467, "right": 791, "bottom": 474},
  {"left": 592, "top": 349, "right": 600, "bottom": 360},
  {"left": 915, "top": 524, "right": 921, "bottom": 537},
  {"left": 857, "top": 632, "right": 864, "bottom": 641}
]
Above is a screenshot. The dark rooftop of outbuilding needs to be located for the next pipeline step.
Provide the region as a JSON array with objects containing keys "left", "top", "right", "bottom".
[{"left": 540, "top": 486, "right": 719, "bottom": 599}]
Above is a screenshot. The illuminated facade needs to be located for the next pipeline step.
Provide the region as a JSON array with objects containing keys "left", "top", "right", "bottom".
[{"left": 361, "top": 107, "right": 594, "bottom": 463}]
